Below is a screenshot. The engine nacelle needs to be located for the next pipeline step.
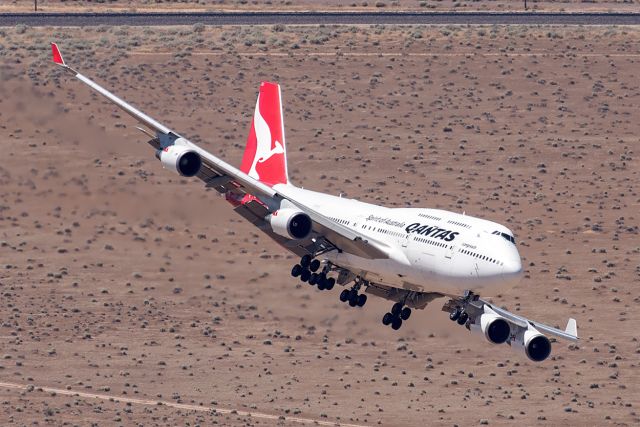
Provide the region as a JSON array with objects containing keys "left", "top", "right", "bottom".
[
  {"left": 269, "top": 208, "right": 312, "bottom": 240},
  {"left": 158, "top": 144, "right": 202, "bottom": 177},
  {"left": 471, "top": 313, "right": 511, "bottom": 345},
  {"left": 512, "top": 327, "right": 552, "bottom": 362}
]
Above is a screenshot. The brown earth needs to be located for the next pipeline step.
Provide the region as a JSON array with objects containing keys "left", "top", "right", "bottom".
[
  {"left": 0, "top": 24, "right": 639, "bottom": 426},
  {"left": 2, "top": 0, "right": 640, "bottom": 13}
]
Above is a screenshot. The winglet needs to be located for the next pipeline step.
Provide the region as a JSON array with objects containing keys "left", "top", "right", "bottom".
[
  {"left": 565, "top": 318, "right": 578, "bottom": 339},
  {"left": 51, "top": 43, "right": 65, "bottom": 66}
]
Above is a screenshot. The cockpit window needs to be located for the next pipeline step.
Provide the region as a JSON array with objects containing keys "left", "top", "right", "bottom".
[{"left": 492, "top": 230, "right": 516, "bottom": 244}]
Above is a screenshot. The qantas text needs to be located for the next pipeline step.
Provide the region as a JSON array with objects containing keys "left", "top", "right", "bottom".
[{"left": 405, "top": 223, "right": 460, "bottom": 242}]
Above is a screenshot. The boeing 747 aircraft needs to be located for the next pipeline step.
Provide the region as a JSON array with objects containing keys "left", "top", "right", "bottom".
[{"left": 51, "top": 43, "right": 578, "bottom": 362}]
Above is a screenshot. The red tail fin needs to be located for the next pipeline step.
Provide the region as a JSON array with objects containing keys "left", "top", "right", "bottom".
[{"left": 240, "top": 82, "right": 288, "bottom": 187}]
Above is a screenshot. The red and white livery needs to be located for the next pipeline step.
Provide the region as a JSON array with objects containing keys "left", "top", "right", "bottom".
[
  {"left": 240, "top": 82, "right": 288, "bottom": 187},
  {"left": 51, "top": 43, "right": 578, "bottom": 363}
]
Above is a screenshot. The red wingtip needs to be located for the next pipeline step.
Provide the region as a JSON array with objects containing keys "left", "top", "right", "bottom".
[{"left": 51, "top": 43, "right": 65, "bottom": 66}]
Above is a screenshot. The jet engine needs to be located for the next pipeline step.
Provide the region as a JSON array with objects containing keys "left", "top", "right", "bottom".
[
  {"left": 269, "top": 209, "right": 312, "bottom": 240},
  {"left": 471, "top": 313, "right": 511, "bottom": 345},
  {"left": 157, "top": 145, "right": 202, "bottom": 177},
  {"left": 512, "top": 326, "right": 552, "bottom": 362}
]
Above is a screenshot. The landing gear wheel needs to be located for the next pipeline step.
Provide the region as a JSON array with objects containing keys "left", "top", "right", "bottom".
[
  {"left": 348, "top": 293, "right": 358, "bottom": 307},
  {"left": 382, "top": 312, "right": 393, "bottom": 326},
  {"left": 357, "top": 294, "right": 367, "bottom": 307},
  {"left": 391, "top": 317, "right": 403, "bottom": 330},
  {"left": 317, "top": 276, "right": 326, "bottom": 291},
  {"left": 325, "top": 277, "right": 335, "bottom": 291},
  {"left": 300, "top": 255, "right": 312, "bottom": 269},
  {"left": 457, "top": 311, "right": 469, "bottom": 325},
  {"left": 309, "top": 259, "right": 321, "bottom": 272},
  {"left": 339, "top": 289, "right": 349, "bottom": 302},
  {"left": 391, "top": 302, "right": 403, "bottom": 316},
  {"left": 309, "top": 273, "right": 319, "bottom": 286},
  {"left": 291, "top": 264, "right": 303, "bottom": 278},
  {"left": 449, "top": 307, "right": 461, "bottom": 321},
  {"left": 300, "top": 269, "right": 311, "bottom": 283},
  {"left": 400, "top": 307, "right": 411, "bottom": 321}
]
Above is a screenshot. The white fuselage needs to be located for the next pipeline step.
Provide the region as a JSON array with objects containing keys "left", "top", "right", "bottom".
[{"left": 274, "top": 184, "right": 523, "bottom": 295}]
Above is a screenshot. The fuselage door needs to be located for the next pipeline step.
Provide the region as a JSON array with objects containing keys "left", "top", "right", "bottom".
[
  {"left": 401, "top": 233, "right": 409, "bottom": 248},
  {"left": 445, "top": 244, "right": 455, "bottom": 259}
]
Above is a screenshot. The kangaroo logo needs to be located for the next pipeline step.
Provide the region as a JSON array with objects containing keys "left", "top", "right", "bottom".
[
  {"left": 239, "top": 82, "right": 288, "bottom": 187},
  {"left": 248, "top": 95, "right": 284, "bottom": 180}
]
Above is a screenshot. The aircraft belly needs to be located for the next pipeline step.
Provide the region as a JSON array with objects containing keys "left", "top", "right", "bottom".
[{"left": 324, "top": 252, "right": 406, "bottom": 285}]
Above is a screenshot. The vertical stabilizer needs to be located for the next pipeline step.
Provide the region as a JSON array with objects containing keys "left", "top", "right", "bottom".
[{"left": 240, "top": 82, "right": 288, "bottom": 187}]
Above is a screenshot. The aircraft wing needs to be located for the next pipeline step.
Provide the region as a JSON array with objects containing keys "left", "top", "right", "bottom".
[
  {"left": 51, "top": 43, "right": 391, "bottom": 260},
  {"left": 51, "top": 43, "right": 277, "bottom": 201},
  {"left": 482, "top": 300, "right": 579, "bottom": 342}
]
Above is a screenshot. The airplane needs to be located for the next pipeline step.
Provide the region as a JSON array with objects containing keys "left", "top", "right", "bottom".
[{"left": 50, "top": 43, "right": 578, "bottom": 362}]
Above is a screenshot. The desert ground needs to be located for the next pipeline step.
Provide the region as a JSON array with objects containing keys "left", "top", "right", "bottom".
[
  {"left": 2, "top": 0, "right": 640, "bottom": 13},
  {"left": 0, "top": 24, "right": 639, "bottom": 426}
]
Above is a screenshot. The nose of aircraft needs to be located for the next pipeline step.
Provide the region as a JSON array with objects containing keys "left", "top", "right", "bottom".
[{"left": 502, "top": 252, "right": 523, "bottom": 278}]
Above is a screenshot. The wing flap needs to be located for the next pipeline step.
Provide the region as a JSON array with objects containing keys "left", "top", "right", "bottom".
[{"left": 234, "top": 203, "right": 266, "bottom": 226}]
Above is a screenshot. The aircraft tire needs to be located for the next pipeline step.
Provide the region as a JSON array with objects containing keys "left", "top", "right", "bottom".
[
  {"left": 291, "top": 264, "right": 303, "bottom": 277},
  {"left": 391, "top": 302, "right": 403, "bottom": 316},
  {"left": 309, "top": 273, "right": 319, "bottom": 285},
  {"left": 325, "top": 277, "right": 335, "bottom": 290},
  {"left": 317, "top": 276, "right": 326, "bottom": 290},
  {"left": 300, "top": 255, "right": 312, "bottom": 269},
  {"left": 391, "top": 317, "right": 402, "bottom": 330},
  {"left": 309, "top": 259, "right": 321, "bottom": 272},
  {"left": 348, "top": 293, "right": 358, "bottom": 307},
  {"left": 449, "top": 308, "right": 461, "bottom": 321},
  {"left": 339, "top": 289, "right": 350, "bottom": 302},
  {"left": 357, "top": 294, "right": 367, "bottom": 307},
  {"left": 457, "top": 312, "right": 468, "bottom": 325},
  {"left": 401, "top": 307, "right": 411, "bottom": 320},
  {"left": 300, "top": 269, "right": 311, "bottom": 283},
  {"left": 382, "top": 312, "right": 393, "bottom": 326}
]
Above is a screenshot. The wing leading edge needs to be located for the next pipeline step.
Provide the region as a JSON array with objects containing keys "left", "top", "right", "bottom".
[{"left": 50, "top": 43, "right": 391, "bottom": 260}]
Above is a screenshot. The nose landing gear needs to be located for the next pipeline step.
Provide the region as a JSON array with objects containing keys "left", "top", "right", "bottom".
[
  {"left": 449, "top": 306, "right": 469, "bottom": 325},
  {"left": 445, "top": 291, "right": 479, "bottom": 326}
]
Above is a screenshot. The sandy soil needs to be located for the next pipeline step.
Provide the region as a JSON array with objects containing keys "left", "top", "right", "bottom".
[
  {"left": 0, "top": 24, "right": 639, "bottom": 426},
  {"left": 2, "top": 0, "right": 640, "bottom": 13}
]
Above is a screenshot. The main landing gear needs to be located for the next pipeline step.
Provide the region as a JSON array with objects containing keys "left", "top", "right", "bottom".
[
  {"left": 339, "top": 281, "right": 367, "bottom": 308},
  {"left": 291, "top": 254, "right": 335, "bottom": 291},
  {"left": 382, "top": 302, "right": 411, "bottom": 330}
]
